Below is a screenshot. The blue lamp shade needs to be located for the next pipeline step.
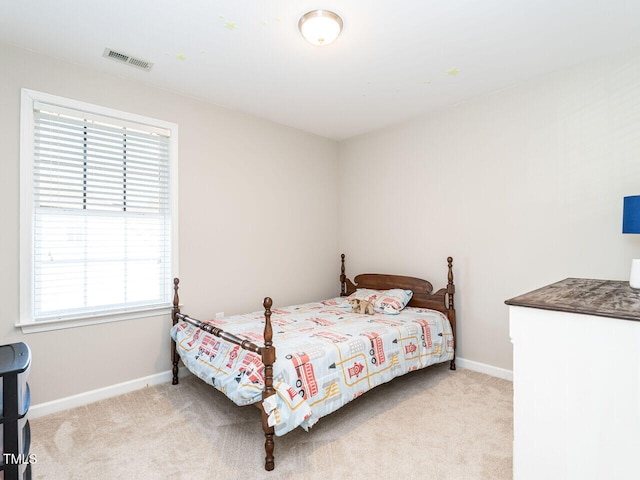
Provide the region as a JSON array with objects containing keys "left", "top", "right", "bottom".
[{"left": 623, "top": 196, "right": 640, "bottom": 234}]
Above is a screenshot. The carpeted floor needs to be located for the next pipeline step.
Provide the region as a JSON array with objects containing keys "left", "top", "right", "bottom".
[{"left": 29, "top": 364, "right": 512, "bottom": 479}]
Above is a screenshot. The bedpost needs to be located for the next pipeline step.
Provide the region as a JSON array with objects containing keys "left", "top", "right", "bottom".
[
  {"left": 340, "top": 253, "right": 346, "bottom": 296},
  {"left": 446, "top": 257, "right": 457, "bottom": 370},
  {"left": 171, "top": 278, "right": 180, "bottom": 385},
  {"left": 261, "top": 297, "right": 276, "bottom": 471}
]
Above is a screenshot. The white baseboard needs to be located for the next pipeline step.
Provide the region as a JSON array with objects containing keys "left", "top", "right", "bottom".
[
  {"left": 29, "top": 367, "right": 189, "bottom": 419},
  {"left": 456, "top": 357, "right": 513, "bottom": 382}
]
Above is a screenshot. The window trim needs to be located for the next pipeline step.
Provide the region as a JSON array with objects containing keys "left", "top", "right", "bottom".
[{"left": 18, "top": 88, "right": 179, "bottom": 333}]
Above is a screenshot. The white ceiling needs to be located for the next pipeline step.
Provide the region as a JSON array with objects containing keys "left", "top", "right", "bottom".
[{"left": 2, "top": 0, "right": 640, "bottom": 140}]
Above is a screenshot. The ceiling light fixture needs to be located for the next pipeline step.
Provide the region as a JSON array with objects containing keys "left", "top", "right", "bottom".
[{"left": 298, "top": 10, "right": 343, "bottom": 46}]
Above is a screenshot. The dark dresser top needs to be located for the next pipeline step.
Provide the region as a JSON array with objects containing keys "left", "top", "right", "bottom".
[{"left": 505, "top": 278, "right": 640, "bottom": 322}]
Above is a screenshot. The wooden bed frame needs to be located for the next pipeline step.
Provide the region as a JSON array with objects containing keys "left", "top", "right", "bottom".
[{"left": 170, "top": 254, "right": 456, "bottom": 471}]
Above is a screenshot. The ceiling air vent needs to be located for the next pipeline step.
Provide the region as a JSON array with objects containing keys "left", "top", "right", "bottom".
[{"left": 103, "top": 48, "right": 153, "bottom": 72}]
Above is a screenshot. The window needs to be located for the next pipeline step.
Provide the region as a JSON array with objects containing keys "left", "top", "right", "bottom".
[{"left": 19, "top": 89, "right": 178, "bottom": 333}]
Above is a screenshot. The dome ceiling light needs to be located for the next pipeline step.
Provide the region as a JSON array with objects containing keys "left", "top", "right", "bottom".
[{"left": 298, "top": 10, "right": 343, "bottom": 46}]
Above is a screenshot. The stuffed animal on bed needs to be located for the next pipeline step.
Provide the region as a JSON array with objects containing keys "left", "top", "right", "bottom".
[{"left": 348, "top": 298, "right": 375, "bottom": 315}]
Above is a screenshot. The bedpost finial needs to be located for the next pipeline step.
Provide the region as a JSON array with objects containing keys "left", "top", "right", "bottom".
[
  {"left": 447, "top": 256, "right": 453, "bottom": 265},
  {"left": 173, "top": 278, "right": 180, "bottom": 309},
  {"left": 263, "top": 297, "right": 273, "bottom": 309},
  {"left": 340, "top": 254, "right": 347, "bottom": 296}
]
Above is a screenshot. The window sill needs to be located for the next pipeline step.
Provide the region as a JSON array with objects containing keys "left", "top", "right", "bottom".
[{"left": 16, "top": 305, "right": 173, "bottom": 334}]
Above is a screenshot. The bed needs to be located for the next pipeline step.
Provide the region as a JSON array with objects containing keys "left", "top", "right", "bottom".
[{"left": 170, "top": 254, "right": 457, "bottom": 471}]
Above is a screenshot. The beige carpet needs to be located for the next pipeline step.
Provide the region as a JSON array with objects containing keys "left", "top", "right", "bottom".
[{"left": 30, "top": 364, "right": 512, "bottom": 479}]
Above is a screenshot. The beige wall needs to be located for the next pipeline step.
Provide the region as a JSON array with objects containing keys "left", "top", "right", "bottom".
[
  {"left": 338, "top": 49, "right": 640, "bottom": 370},
  {"left": 0, "top": 43, "right": 339, "bottom": 404},
  {"left": 3, "top": 40, "right": 639, "bottom": 404}
]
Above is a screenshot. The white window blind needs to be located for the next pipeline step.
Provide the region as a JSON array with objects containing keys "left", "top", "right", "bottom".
[{"left": 20, "top": 90, "right": 177, "bottom": 328}]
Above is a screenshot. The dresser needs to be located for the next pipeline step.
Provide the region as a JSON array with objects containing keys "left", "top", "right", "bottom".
[{"left": 506, "top": 279, "right": 640, "bottom": 480}]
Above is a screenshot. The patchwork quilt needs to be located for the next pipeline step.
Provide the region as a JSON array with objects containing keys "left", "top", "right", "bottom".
[{"left": 171, "top": 297, "right": 454, "bottom": 436}]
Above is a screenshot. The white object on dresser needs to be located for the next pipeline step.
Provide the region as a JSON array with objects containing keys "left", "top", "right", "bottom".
[{"left": 629, "top": 258, "right": 640, "bottom": 288}]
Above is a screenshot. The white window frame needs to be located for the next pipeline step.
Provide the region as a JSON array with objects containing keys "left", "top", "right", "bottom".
[{"left": 18, "top": 89, "right": 179, "bottom": 333}]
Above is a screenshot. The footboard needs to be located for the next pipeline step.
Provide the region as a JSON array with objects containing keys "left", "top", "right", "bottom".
[{"left": 170, "top": 279, "right": 276, "bottom": 470}]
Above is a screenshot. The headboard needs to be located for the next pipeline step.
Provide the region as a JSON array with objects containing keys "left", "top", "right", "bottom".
[{"left": 339, "top": 254, "right": 456, "bottom": 319}]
